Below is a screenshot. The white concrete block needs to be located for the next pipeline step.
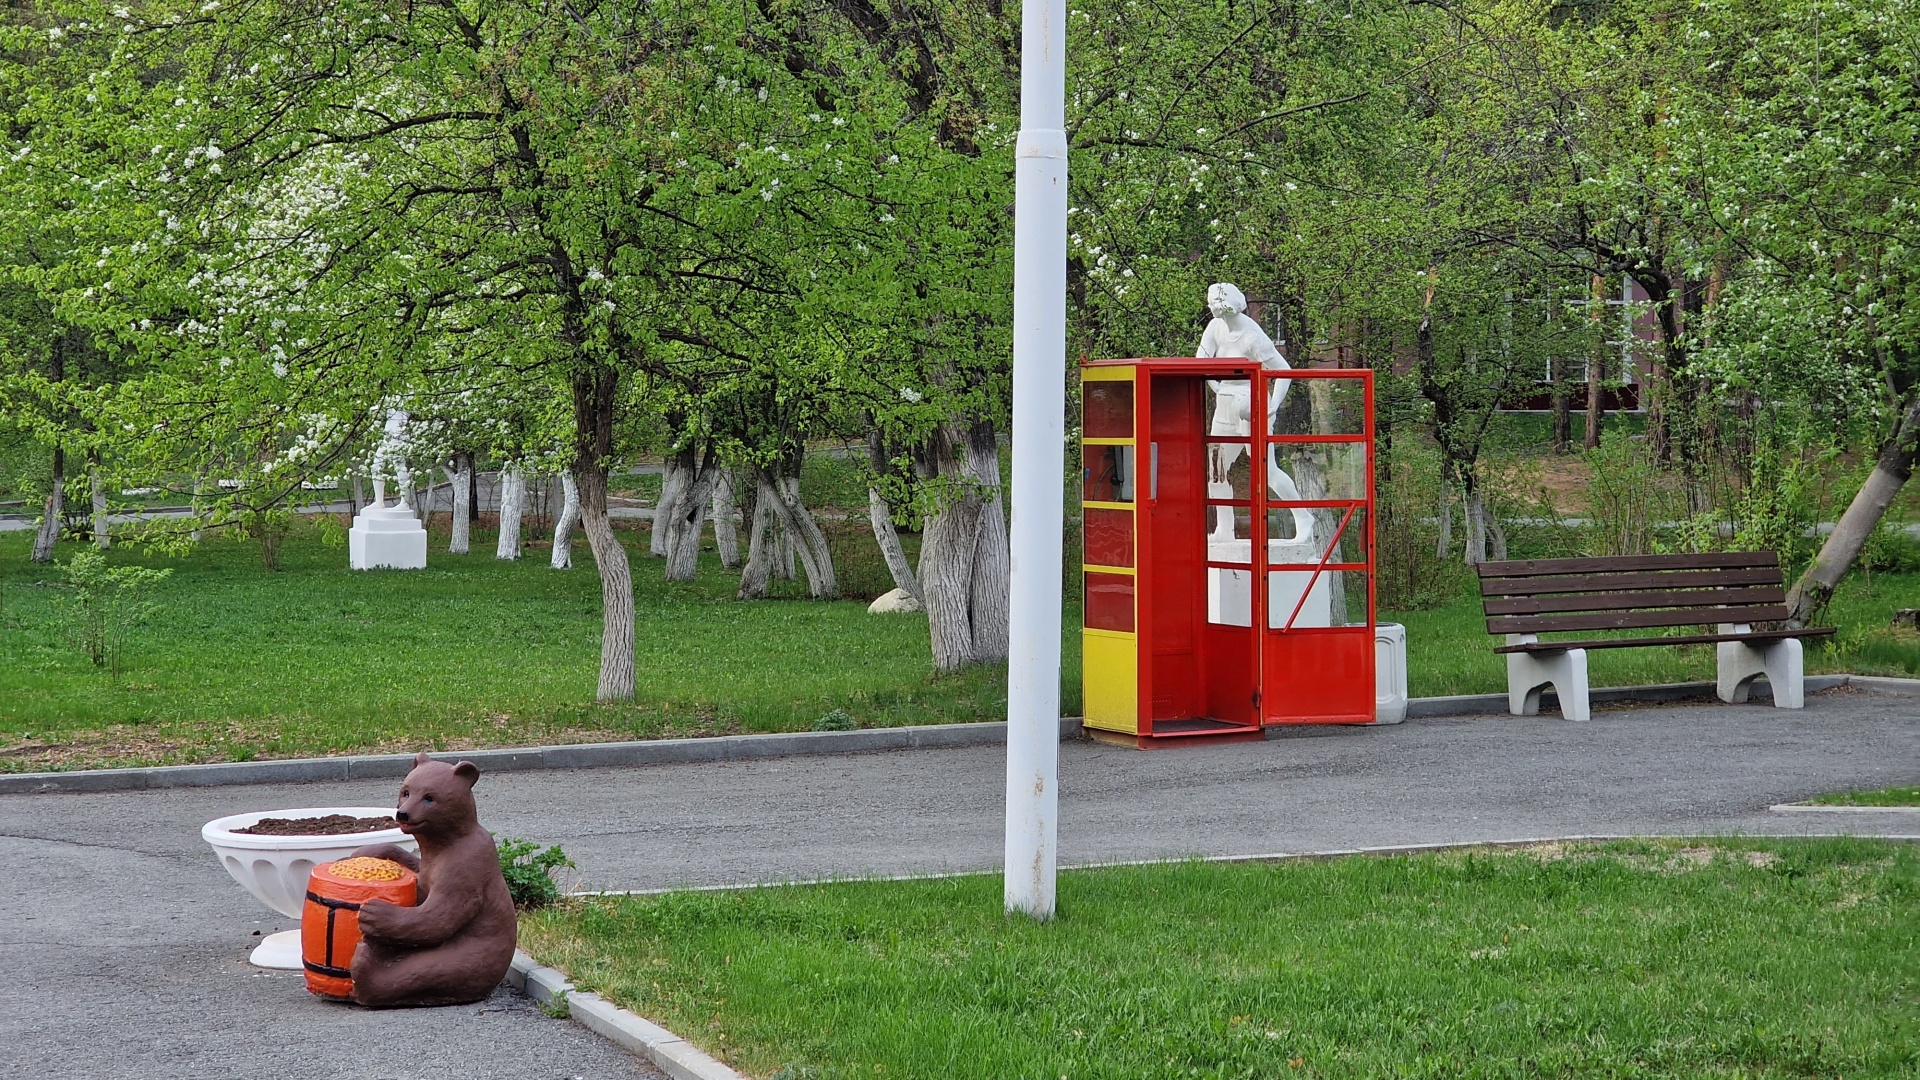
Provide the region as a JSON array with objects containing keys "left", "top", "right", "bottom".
[
  {"left": 1717, "top": 624, "right": 1804, "bottom": 708},
  {"left": 1373, "top": 622, "right": 1408, "bottom": 724},
  {"left": 1505, "top": 634, "right": 1590, "bottom": 722}
]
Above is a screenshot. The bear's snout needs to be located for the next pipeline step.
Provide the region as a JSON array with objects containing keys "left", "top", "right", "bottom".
[{"left": 394, "top": 809, "right": 411, "bottom": 823}]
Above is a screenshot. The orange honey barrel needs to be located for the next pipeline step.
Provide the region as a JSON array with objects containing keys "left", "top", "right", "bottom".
[{"left": 301, "top": 857, "right": 418, "bottom": 999}]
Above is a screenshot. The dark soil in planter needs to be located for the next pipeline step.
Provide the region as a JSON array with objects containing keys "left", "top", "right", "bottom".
[{"left": 234, "top": 814, "right": 399, "bottom": 836}]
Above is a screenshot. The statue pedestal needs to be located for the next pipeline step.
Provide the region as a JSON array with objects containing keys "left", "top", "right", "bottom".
[
  {"left": 1204, "top": 538, "right": 1332, "bottom": 628},
  {"left": 349, "top": 505, "right": 427, "bottom": 570}
]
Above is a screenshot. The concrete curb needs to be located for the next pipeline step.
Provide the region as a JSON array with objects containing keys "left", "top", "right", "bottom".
[
  {"left": 4, "top": 673, "right": 1913, "bottom": 795},
  {"left": 508, "top": 951, "right": 745, "bottom": 1080},
  {"left": 0, "top": 718, "right": 1084, "bottom": 795}
]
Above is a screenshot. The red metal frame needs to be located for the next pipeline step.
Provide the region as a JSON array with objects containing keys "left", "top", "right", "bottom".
[{"left": 1084, "top": 358, "right": 1375, "bottom": 741}]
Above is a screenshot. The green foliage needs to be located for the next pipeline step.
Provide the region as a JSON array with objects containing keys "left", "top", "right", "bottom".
[
  {"left": 1583, "top": 430, "right": 1679, "bottom": 557},
  {"left": 52, "top": 549, "right": 170, "bottom": 677},
  {"left": 809, "top": 709, "right": 856, "bottom": 732},
  {"left": 497, "top": 837, "right": 574, "bottom": 910}
]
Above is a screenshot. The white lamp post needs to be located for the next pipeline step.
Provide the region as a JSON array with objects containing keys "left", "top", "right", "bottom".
[{"left": 1004, "top": 0, "right": 1067, "bottom": 920}]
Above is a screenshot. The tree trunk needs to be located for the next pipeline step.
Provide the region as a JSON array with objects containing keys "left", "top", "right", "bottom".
[
  {"left": 1549, "top": 355, "right": 1572, "bottom": 454},
  {"left": 712, "top": 469, "right": 741, "bottom": 569},
  {"left": 964, "top": 424, "right": 1010, "bottom": 661},
  {"left": 1787, "top": 390, "right": 1920, "bottom": 625},
  {"left": 736, "top": 480, "right": 777, "bottom": 599},
  {"left": 91, "top": 470, "right": 110, "bottom": 551},
  {"left": 776, "top": 476, "right": 798, "bottom": 580},
  {"left": 350, "top": 472, "right": 363, "bottom": 519},
  {"left": 763, "top": 467, "right": 837, "bottom": 598},
  {"left": 663, "top": 449, "right": 718, "bottom": 582},
  {"left": 447, "top": 453, "right": 472, "bottom": 554},
  {"left": 869, "top": 486, "right": 922, "bottom": 603},
  {"left": 1433, "top": 480, "right": 1452, "bottom": 561},
  {"left": 496, "top": 466, "right": 524, "bottom": 559},
  {"left": 31, "top": 445, "right": 64, "bottom": 563},
  {"left": 651, "top": 453, "right": 690, "bottom": 558},
  {"left": 551, "top": 470, "right": 581, "bottom": 569},
  {"left": 920, "top": 489, "right": 983, "bottom": 672},
  {"left": 572, "top": 361, "right": 634, "bottom": 701},
  {"left": 917, "top": 422, "right": 987, "bottom": 673},
  {"left": 1463, "top": 480, "right": 1488, "bottom": 565}
]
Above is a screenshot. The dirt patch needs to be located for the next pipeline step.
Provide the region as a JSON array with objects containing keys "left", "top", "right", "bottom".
[{"left": 235, "top": 814, "right": 398, "bottom": 836}]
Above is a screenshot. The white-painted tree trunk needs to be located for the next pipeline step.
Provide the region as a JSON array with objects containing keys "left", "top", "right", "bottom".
[
  {"left": 91, "top": 472, "right": 110, "bottom": 551},
  {"left": 651, "top": 456, "right": 689, "bottom": 558},
  {"left": 496, "top": 466, "right": 525, "bottom": 559},
  {"left": 868, "top": 486, "right": 921, "bottom": 604},
  {"left": 768, "top": 470, "right": 836, "bottom": 598},
  {"left": 964, "top": 426, "right": 1010, "bottom": 662},
  {"left": 662, "top": 454, "right": 719, "bottom": 582},
  {"left": 551, "top": 471, "right": 581, "bottom": 569},
  {"left": 446, "top": 453, "right": 472, "bottom": 554},
  {"left": 31, "top": 446, "right": 63, "bottom": 563},
  {"left": 736, "top": 483, "right": 778, "bottom": 599},
  {"left": 776, "top": 476, "right": 799, "bottom": 580},
  {"left": 712, "top": 470, "right": 741, "bottom": 568}
]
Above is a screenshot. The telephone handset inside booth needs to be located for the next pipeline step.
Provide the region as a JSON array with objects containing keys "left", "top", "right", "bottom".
[{"left": 1080, "top": 357, "right": 1374, "bottom": 748}]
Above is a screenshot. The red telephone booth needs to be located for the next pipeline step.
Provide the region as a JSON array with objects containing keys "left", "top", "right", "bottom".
[{"left": 1081, "top": 358, "right": 1375, "bottom": 746}]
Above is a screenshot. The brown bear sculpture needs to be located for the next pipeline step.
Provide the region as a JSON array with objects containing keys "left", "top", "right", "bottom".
[{"left": 346, "top": 753, "right": 517, "bottom": 1007}]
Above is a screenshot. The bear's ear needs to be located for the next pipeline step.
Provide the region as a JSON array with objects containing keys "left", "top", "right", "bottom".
[
  {"left": 414, "top": 751, "right": 435, "bottom": 767},
  {"left": 453, "top": 760, "right": 480, "bottom": 786}
]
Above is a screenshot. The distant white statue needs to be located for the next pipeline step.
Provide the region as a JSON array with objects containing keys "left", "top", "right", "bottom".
[
  {"left": 1196, "top": 283, "right": 1312, "bottom": 544},
  {"left": 370, "top": 406, "right": 413, "bottom": 510},
  {"left": 349, "top": 403, "right": 428, "bottom": 570}
]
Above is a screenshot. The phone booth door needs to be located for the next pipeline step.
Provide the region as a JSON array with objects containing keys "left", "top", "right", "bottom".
[{"left": 1256, "top": 369, "right": 1375, "bottom": 724}]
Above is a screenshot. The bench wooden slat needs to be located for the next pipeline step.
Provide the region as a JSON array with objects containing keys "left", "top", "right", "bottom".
[
  {"left": 1493, "top": 626, "right": 1837, "bottom": 653},
  {"left": 1490, "top": 604, "right": 1792, "bottom": 635},
  {"left": 1478, "top": 567, "right": 1782, "bottom": 597},
  {"left": 1482, "top": 586, "right": 1787, "bottom": 616},
  {"left": 1476, "top": 552, "right": 1778, "bottom": 578}
]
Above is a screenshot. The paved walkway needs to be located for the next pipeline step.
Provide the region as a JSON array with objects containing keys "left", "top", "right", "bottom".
[{"left": 3, "top": 689, "right": 1914, "bottom": 1079}]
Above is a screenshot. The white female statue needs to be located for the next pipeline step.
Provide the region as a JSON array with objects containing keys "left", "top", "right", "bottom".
[
  {"left": 1196, "top": 283, "right": 1312, "bottom": 544},
  {"left": 370, "top": 406, "right": 414, "bottom": 510}
]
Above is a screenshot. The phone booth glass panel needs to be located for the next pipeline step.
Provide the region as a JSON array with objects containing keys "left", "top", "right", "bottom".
[{"left": 1081, "top": 359, "right": 1374, "bottom": 746}]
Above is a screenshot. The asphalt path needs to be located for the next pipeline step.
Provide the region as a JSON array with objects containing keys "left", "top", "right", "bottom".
[{"left": 2, "top": 689, "right": 1914, "bottom": 1079}]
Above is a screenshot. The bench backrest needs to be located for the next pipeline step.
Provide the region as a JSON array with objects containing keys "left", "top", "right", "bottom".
[{"left": 1475, "top": 552, "right": 1788, "bottom": 637}]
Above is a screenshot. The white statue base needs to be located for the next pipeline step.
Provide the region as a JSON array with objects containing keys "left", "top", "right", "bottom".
[
  {"left": 349, "top": 504, "right": 427, "bottom": 570},
  {"left": 1205, "top": 538, "right": 1332, "bottom": 627}
]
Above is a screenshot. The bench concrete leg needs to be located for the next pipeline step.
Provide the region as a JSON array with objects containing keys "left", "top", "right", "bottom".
[
  {"left": 1505, "top": 636, "right": 1590, "bottom": 722},
  {"left": 1717, "top": 630, "right": 1803, "bottom": 708}
]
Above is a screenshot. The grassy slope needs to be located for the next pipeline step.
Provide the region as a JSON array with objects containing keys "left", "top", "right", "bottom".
[
  {"left": 0, "top": 526, "right": 1081, "bottom": 770},
  {"left": 522, "top": 838, "right": 1919, "bottom": 1080}
]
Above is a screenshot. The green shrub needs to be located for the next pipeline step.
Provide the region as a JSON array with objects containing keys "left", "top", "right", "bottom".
[
  {"left": 497, "top": 837, "right": 574, "bottom": 909},
  {"left": 54, "top": 550, "right": 172, "bottom": 677},
  {"left": 811, "top": 708, "right": 856, "bottom": 731}
]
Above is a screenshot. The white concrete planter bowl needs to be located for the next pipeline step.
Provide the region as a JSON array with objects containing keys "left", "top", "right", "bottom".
[{"left": 202, "top": 806, "right": 416, "bottom": 970}]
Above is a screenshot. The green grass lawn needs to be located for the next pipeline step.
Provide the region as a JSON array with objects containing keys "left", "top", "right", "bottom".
[
  {"left": 0, "top": 525, "right": 1078, "bottom": 771},
  {"left": 1807, "top": 786, "right": 1920, "bottom": 807},
  {"left": 521, "top": 838, "right": 1918, "bottom": 1079}
]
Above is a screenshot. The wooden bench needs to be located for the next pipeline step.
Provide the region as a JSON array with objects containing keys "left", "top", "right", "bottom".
[{"left": 1476, "top": 552, "right": 1835, "bottom": 722}]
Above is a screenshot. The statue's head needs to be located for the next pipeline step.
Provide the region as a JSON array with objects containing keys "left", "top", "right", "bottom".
[{"left": 1206, "top": 282, "right": 1247, "bottom": 321}]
